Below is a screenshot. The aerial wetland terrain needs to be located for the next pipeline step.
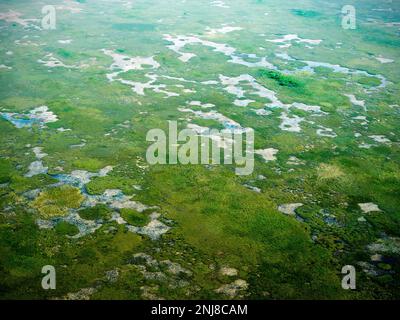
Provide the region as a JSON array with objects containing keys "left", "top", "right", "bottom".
[{"left": 0, "top": 0, "right": 399, "bottom": 300}]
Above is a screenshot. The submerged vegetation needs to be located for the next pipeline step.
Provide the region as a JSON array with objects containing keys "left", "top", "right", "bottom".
[
  {"left": 0, "top": 0, "right": 399, "bottom": 300},
  {"left": 257, "top": 69, "right": 304, "bottom": 88},
  {"left": 32, "top": 186, "right": 84, "bottom": 218},
  {"left": 291, "top": 9, "right": 322, "bottom": 18}
]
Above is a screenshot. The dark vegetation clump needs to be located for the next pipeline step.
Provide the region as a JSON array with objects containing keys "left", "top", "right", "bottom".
[{"left": 257, "top": 70, "right": 303, "bottom": 88}]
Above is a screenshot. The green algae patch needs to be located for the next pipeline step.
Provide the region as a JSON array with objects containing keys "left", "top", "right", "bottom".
[
  {"left": 112, "top": 23, "right": 156, "bottom": 32},
  {"left": 86, "top": 176, "right": 136, "bottom": 195},
  {"left": 72, "top": 158, "right": 106, "bottom": 172},
  {"left": 291, "top": 9, "right": 321, "bottom": 18},
  {"left": 317, "top": 164, "right": 345, "bottom": 181},
  {"left": 0, "top": 159, "right": 13, "bottom": 184},
  {"left": 32, "top": 186, "right": 84, "bottom": 218}
]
